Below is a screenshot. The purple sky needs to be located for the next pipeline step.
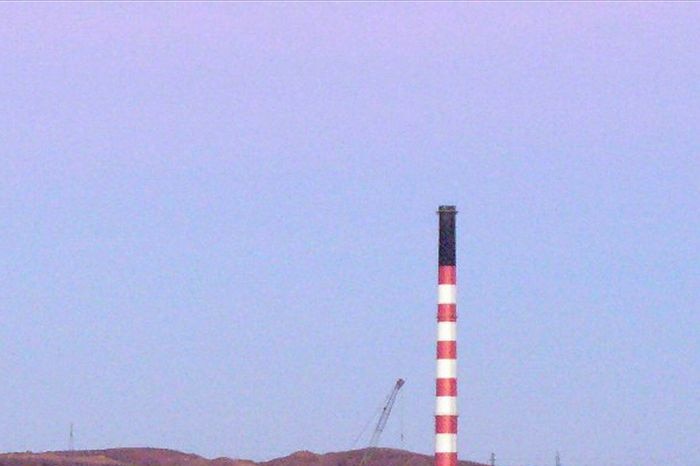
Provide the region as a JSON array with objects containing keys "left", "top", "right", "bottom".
[{"left": 1, "top": 4, "right": 699, "bottom": 466}]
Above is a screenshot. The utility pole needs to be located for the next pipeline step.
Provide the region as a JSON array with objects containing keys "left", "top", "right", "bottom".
[
  {"left": 490, "top": 452, "right": 496, "bottom": 466},
  {"left": 69, "top": 423, "right": 75, "bottom": 451},
  {"left": 555, "top": 451, "right": 561, "bottom": 466}
]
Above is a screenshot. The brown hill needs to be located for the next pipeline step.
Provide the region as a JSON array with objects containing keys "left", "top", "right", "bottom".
[
  {"left": 0, "top": 448, "right": 487, "bottom": 466},
  {"left": 0, "top": 448, "right": 212, "bottom": 466}
]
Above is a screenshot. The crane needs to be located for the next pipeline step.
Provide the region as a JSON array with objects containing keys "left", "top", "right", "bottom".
[{"left": 358, "top": 378, "right": 405, "bottom": 466}]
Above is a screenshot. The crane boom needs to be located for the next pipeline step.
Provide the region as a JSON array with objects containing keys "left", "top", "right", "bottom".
[
  {"left": 359, "top": 378, "right": 405, "bottom": 466},
  {"left": 369, "top": 378, "right": 405, "bottom": 446}
]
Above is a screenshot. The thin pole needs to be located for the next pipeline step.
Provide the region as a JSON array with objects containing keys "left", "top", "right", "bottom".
[{"left": 69, "top": 423, "right": 74, "bottom": 451}]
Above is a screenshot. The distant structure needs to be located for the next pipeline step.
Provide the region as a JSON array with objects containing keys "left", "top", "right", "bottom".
[
  {"left": 490, "top": 452, "right": 496, "bottom": 466},
  {"left": 69, "top": 423, "right": 74, "bottom": 451},
  {"left": 556, "top": 451, "right": 561, "bottom": 466},
  {"left": 435, "top": 206, "right": 458, "bottom": 466}
]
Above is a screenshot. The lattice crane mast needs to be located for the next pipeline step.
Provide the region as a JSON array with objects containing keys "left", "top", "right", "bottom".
[{"left": 359, "top": 378, "right": 405, "bottom": 466}]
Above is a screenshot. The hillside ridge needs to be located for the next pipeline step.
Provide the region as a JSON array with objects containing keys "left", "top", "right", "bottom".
[{"left": 0, "top": 447, "right": 488, "bottom": 466}]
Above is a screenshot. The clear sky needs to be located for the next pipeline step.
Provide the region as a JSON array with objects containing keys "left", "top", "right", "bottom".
[{"left": 1, "top": 4, "right": 698, "bottom": 466}]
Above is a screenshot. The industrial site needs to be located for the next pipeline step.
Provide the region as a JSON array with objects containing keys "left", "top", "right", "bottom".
[
  {"left": 1, "top": 207, "right": 480, "bottom": 466},
  {"left": 3, "top": 4, "right": 696, "bottom": 466}
]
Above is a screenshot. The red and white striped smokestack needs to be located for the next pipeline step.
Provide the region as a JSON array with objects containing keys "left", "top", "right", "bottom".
[{"left": 436, "top": 205, "right": 458, "bottom": 466}]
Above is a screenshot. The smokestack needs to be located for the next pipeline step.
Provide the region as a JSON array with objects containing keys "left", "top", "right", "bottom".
[{"left": 436, "top": 205, "right": 458, "bottom": 466}]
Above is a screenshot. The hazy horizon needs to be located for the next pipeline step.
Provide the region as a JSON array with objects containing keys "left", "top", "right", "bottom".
[{"left": 1, "top": 4, "right": 698, "bottom": 466}]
